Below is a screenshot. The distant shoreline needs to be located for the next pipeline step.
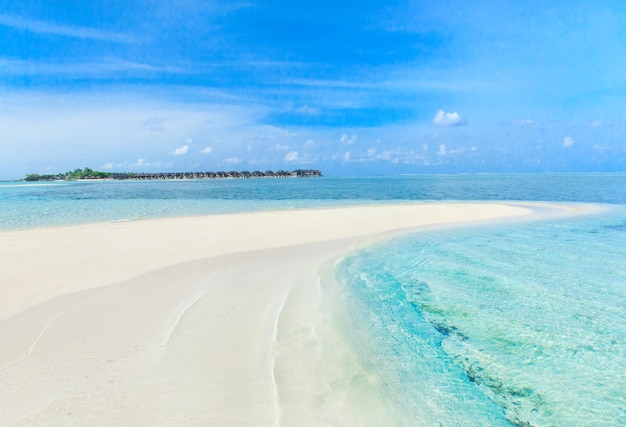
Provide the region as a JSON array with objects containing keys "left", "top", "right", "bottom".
[{"left": 22, "top": 168, "right": 322, "bottom": 182}]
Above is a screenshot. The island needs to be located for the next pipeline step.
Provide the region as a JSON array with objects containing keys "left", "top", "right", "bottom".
[{"left": 24, "top": 167, "right": 322, "bottom": 181}]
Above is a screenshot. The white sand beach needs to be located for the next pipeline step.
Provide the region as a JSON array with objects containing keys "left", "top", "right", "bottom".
[{"left": 0, "top": 202, "right": 585, "bottom": 425}]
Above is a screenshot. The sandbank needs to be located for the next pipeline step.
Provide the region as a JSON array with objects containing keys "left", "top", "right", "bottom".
[{"left": 0, "top": 202, "right": 594, "bottom": 425}]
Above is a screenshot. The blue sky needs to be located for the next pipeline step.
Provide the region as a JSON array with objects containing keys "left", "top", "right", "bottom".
[{"left": 1, "top": 0, "right": 625, "bottom": 179}]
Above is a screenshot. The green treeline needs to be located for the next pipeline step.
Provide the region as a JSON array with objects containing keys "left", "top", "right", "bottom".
[{"left": 24, "top": 167, "right": 114, "bottom": 181}]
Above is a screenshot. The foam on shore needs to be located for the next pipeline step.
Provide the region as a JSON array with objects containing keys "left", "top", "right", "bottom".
[{"left": 0, "top": 202, "right": 594, "bottom": 425}]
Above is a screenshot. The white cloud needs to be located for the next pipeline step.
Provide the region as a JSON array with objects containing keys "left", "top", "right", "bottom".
[
  {"left": 591, "top": 120, "right": 602, "bottom": 128},
  {"left": 102, "top": 162, "right": 114, "bottom": 169},
  {"left": 305, "top": 139, "right": 316, "bottom": 146},
  {"left": 562, "top": 136, "right": 574, "bottom": 148},
  {"left": 223, "top": 157, "right": 242, "bottom": 165},
  {"left": 432, "top": 110, "right": 466, "bottom": 126},
  {"left": 284, "top": 151, "right": 300, "bottom": 162},
  {"left": 283, "top": 150, "right": 319, "bottom": 164},
  {"left": 343, "top": 151, "right": 351, "bottom": 161},
  {"left": 172, "top": 145, "right": 189, "bottom": 155},
  {"left": 273, "top": 144, "right": 289, "bottom": 151},
  {"left": 366, "top": 148, "right": 377, "bottom": 156},
  {"left": 201, "top": 146, "right": 213, "bottom": 154},
  {"left": 437, "top": 144, "right": 448, "bottom": 155},
  {"left": 340, "top": 134, "right": 357, "bottom": 144}
]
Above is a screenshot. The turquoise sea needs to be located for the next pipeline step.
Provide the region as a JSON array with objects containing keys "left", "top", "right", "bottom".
[{"left": 1, "top": 173, "right": 625, "bottom": 425}]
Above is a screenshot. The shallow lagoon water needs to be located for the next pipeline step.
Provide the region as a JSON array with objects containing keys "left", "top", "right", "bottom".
[{"left": 337, "top": 208, "right": 626, "bottom": 426}]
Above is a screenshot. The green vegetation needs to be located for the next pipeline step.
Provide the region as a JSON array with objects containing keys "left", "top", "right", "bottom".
[
  {"left": 65, "top": 167, "right": 111, "bottom": 180},
  {"left": 24, "top": 173, "right": 62, "bottom": 182},
  {"left": 24, "top": 167, "right": 112, "bottom": 181}
]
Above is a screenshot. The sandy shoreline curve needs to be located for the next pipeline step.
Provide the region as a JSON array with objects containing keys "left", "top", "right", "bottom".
[{"left": 0, "top": 202, "right": 598, "bottom": 425}]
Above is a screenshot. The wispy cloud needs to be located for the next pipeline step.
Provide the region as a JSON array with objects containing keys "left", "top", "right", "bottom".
[
  {"left": 284, "top": 76, "right": 474, "bottom": 93},
  {"left": 223, "top": 157, "right": 243, "bottom": 165},
  {"left": 0, "top": 58, "right": 182, "bottom": 78},
  {"left": 294, "top": 105, "right": 319, "bottom": 115},
  {"left": 123, "top": 158, "right": 170, "bottom": 169},
  {"left": 0, "top": 13, "right": 139, "bottom": 44},
  {"left": 286, "top": 78, "right": 378, "bottom": 90}
]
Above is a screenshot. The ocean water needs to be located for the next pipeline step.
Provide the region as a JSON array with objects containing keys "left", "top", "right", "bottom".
[{"left": 1, "top": 173, "right": 625, "bottom": 425}]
